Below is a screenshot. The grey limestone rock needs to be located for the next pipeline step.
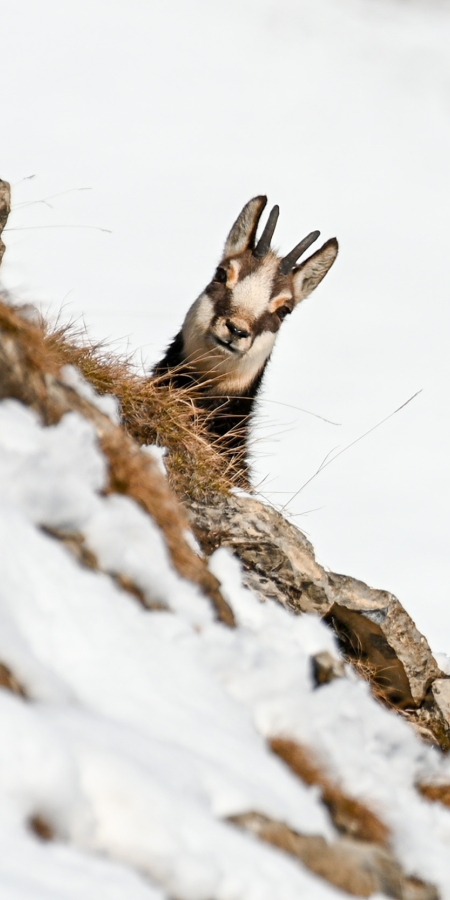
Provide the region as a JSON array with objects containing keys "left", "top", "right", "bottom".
[{"left": 188, "top": 492, "right": 441, "bottom": 710}]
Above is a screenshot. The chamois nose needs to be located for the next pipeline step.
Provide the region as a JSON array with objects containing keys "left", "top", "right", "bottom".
[{"left": 226, "top": 320, "right": 250, "bottom": 340}]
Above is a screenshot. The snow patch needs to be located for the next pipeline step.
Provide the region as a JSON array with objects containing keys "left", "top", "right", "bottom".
[
  {"left": 61, "top": 364, "right": 121, "bottom": 424},
  {"left": 142, "top": 444, "right": 167, "bottom": 476}
]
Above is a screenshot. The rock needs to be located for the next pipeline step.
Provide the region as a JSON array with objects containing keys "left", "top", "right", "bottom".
[
  {"left": 311, "top": 650, "right": 345, "bottom": 686},
  {"left": 188, "top": 493, "right": 441, "bottom": 708},
  {"left": 0, "top": 179, "right": 10, "bottom": 267},
  {"left": 404, "top": 679, "right": 450, "bottom": 750},
  {"left": 325, "top": 572, "right": 439, "bottom": 708},
  {"left": 189, "top": 493, "right": 331, "bottom": 613},
  {"left": 431, "top": 678, "right": 450, "bottom": 724}
]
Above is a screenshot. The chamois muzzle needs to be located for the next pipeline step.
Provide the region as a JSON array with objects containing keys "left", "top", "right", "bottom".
[
  {"left": 278, "top": 230, "right": 320, "bottom": 275},
  {"left": 226, "top": 320, "right": 250, "bottom": 340}
]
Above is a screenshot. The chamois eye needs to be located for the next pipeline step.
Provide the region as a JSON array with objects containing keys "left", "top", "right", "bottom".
[
  {"left": 275, "top": 305, "right": 291, "bottom": 321},
  {"left": 213, "top": 267, "right": 227, "bottom": 284}
]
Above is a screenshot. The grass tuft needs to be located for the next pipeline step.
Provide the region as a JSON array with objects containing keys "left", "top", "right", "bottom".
[
  {"left": 42, "top": 316, "right": 245, "bottom": 498},
  {"left": 0, "top": 297, "right": 235, "bottom": 624}
]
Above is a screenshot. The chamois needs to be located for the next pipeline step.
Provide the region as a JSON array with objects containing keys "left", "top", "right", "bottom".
[{"left": 154, "top": 196, "right": 338, "bottom": 480}]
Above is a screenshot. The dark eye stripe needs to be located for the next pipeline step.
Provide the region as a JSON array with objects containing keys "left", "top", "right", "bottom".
[{"left": 253, "top": 311, "right": 282, "bottom": 336}]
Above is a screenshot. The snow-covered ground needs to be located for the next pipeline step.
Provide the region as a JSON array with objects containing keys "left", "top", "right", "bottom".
[
  {"left": 2, "top": 391, "right": 450, "bottom": 898},
  {"left": 2, "top": 0, "right": 450, "bottom": 651}
]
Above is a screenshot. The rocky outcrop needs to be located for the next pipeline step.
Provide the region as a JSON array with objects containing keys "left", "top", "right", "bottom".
[{"left": 187, "top": 492, "right": 450, "bottom": 745}]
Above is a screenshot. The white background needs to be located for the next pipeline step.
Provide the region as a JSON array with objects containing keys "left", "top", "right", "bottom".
[{"left": 2, "top": 0, "right": 450, "bottom": 650}]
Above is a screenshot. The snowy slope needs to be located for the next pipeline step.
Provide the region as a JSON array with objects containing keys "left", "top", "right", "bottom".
[
  {"left": 1, "top": 373, "right": 450, "bottom": 898},
  {"left": 0, "top": 400, "right": 334, "bottom": 899}
]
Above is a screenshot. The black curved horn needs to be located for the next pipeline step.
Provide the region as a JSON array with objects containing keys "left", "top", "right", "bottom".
[
  {"left": 253, "top": 205, "right": 280, "bottom": 259},
  {"left": 279, "top": 230, "right": 320, "bottom": 275}
]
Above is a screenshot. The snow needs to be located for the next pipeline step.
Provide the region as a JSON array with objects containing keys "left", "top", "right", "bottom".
[
  {"left": 61, "top": 364, "right": 120, "bottom": 424},
  {"left": 0, "top": 398, "right": 338, "bottom": 898},
  {"left": 1, "top": 392, "right": 450, "bottom": 897},
  {"left": 435, "top": 654, "right": 450, "bottom": 677},
  {"left": 142, "top": 444, "right": 168, "bottom": 477}
]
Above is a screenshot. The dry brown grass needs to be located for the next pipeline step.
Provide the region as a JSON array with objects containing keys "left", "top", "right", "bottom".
[
  {"left": 0, "top": 662, "right": 26, "bottom": 697},
  {"left": 229, "top": 811, "right": 403, "bottom": 898},
  {"left": 43, "top": 527, "right": 167, "bottom": 610},
  {"left": 270, "top": 737, "right": 390, "bottom": 846},
  {"left": 0, "top": 298, "right": 242, "bottom": 498},
  {"left": 417, "top": 782, "right": 450, "bottom": 808},
  {"left": 28, "top": 814, "right": 55, "bottom": 842},
  {"left": 0, "top": 298, "right": 235, "bottom": 624},
  {"left": 42, "top": 317, "right": 244, "bottom": 497},
  {"left": 349, "top": 655, "right": 398, "bottom": 708},
  {"left": 231, "top": 810, "right": 413, "bottom": 898}
]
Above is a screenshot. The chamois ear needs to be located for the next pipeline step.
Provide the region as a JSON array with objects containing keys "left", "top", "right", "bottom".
[
  {"left": 223, "top": 196, "right": 267, "bottom": 258},
  {"left": 292, "top": 238, "right": 338, "bottom": 306}
]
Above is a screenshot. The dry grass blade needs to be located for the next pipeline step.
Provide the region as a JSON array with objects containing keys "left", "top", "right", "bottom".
[{"left": 283, "top": 390, "right": 423, "bottom": 512}]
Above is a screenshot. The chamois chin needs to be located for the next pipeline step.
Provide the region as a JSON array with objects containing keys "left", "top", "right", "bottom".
[{"left": 153, "top": 195, "right": 338, "bottom": 482}]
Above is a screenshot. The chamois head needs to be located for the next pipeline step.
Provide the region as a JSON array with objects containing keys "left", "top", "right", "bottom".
[
  {"left": 154, "top": 196, "right": 338, "bottom": 482},
  {"left": 181, "top": 195, "right": 338, "bottom": 395}
]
